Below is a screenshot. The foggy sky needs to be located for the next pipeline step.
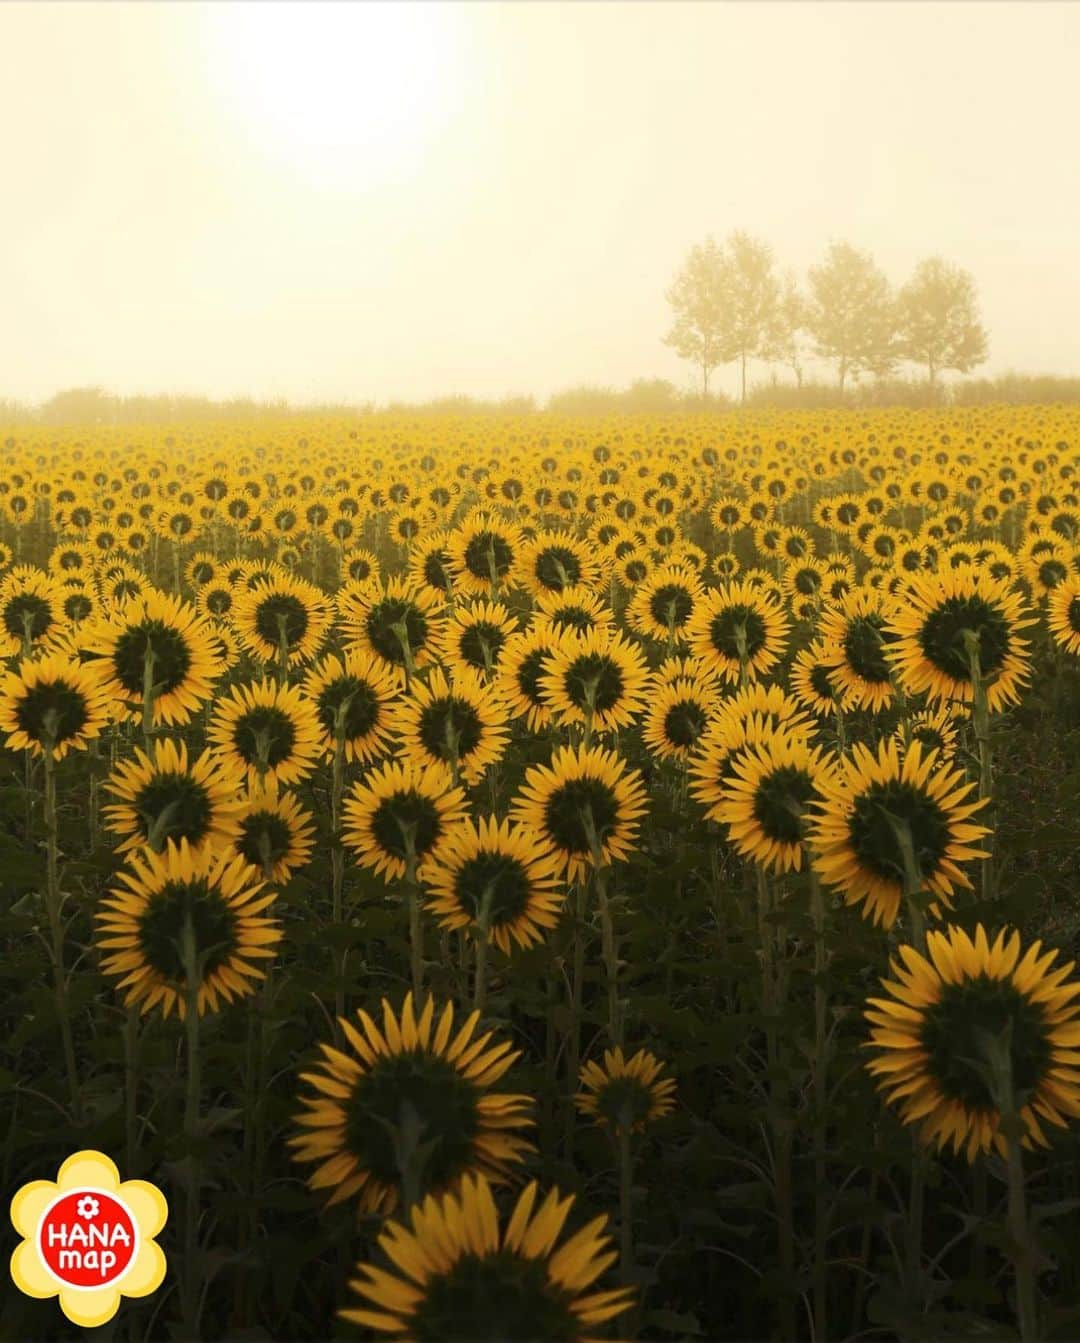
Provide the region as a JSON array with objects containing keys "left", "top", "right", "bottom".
[{"left": 3, "top": 1, "right": 1078, "bottom": 406}]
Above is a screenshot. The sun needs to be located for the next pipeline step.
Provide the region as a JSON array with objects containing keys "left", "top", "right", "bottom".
[{"left": 205, "top": 2, "right": 462, "bottom": 188}]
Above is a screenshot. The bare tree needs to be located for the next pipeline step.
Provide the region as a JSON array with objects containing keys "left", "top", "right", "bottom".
[
  {"left": 765, "top": 270, "right": 808, "bottom": 388},
  {"left": 664, "top": 237, "right": 728, "bottom": 398},
  {"left": 806, "top": 242, "right": 896, "bottom": 392},
  {"left": 897, "top": 257, "right": 988, "bottom": 387},
  {"left": 664, "top": 232, "right": 781, "bottom": 402}
]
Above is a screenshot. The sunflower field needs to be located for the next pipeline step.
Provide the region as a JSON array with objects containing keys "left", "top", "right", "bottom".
[{"left": 4, "top": 407, "right": 1080, "bottom": 1343}]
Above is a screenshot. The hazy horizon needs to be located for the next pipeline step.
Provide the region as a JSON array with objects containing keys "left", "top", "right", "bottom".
[{"left": 3, "top": 0, "right": 1079, "bottom": 407}]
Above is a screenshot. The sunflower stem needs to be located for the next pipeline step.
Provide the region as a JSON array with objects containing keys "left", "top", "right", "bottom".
[
  {"left": 275, "top": 612, "right": 291, "bottom": 686},
  {"left": 391, "top": 618, "right": 417, "bottom": 691},
  {"left": 809, "top": 865, "right": 830, "bottom": 1343},
  {"left": 141, "top": 640, "right": 157, "bottom": 750},
  {"left": 565, "top": 881, "right": 587, "bottom": 1156},
  {"left": 964, "top": 629, "right": 996, "bottom": 902},
  {"left": 42, "top": 729, "right": 81, "bottom": 1122},
  {"left": 180, "top": 913, "right": 203, "bottom": 1339},
  {"left": 331, "top": 710, "right": 350, "bottom": 1024},
  {"left": 472, "top": 882, "right": 495, "bottom": 1013},
  {"left": 398, "top": 825, "right": 423, "bottom": 998},
  {"left": 617, "top": 1115, "right": 636, "bottom": 1288},
  {"left": 584, "top": 805, "right": 622, "bottom": 1047}
]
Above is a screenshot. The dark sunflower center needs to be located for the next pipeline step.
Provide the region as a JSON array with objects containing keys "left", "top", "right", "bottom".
[
  {"left": 1068, "top": 596, "right": 1080, "bottom": 634},
  {"left": 62, "top": 593, "right": 93, "bottom": 622},
  {"left": 920, "top": 976, "right": 1053, "bottom": 1111},
  {"left": 454, "top": 853, "right": 531, "bottom": 927},
  {"left": 459, "top": 622, "right": 507, "bottom": 671},
  {"left": 1039, "top": 560, "right": 1067, "bottom": 589},
  {"left": 809, "top": 665, "right": 836, "bottom": 699},
  {"left": 516, "top": 650, "right": 548, "bottom": 706},
  {"left": 411, "top": 1251, "right": 578, "bottom": 1342},
  {"left": 534, "top": 546, "right": 581, "bottom": 591},
  {"left": 14, "top": 681, "right": 88, "bottom": 744},
  {"left": 3, "top": 592, "right": 53, "bottom": 641},
  {"left": 794, "top": 568, "right": 822, "bottom": 596},
  {"left": 917, "top": 595, "right": 1010, "bottom": 681},
  {"left": 649, "top": 584, "right": 694, "bottom": 629},
  {"left": 912, "top": 725, "right": 945, "bottom": 750},
  {"left": 134, "top": 773, "right": 212, "bottom": 846},
  {"left": 418, "top": 699, "right": 484, "bottom": 764},
  {"left": 137, "top": 879, "right": 237, "bottom": 982},
  {"left": 593, "top": 1074, "right": 655, "bottom": 1128},
  {"left": 664, "top": 700, "right": 707, "bottom": 747},
  {"left": 751, "top": 765, "right": 816, "bottom": 844},
  {"left": 623, "top": 559, "right": 648, "bottom": 584},
  {"left": 366, "top": 599, "right": 429, "bottom": 666},
  {"left": 848, "top": 781, "right": 951, "bottom": 883},
  {"left": 254, "top": 593, "right": 310, "bottom": 650},
  {"left": 237, "top": 811, "right": 293, "bottom": 869},
  {"left": 206, "top": 588, "right": 233, "bottom": 616},
  {"left": 708, "top": 604, "right": 768, "bottom": 660},
  {"left": 344, "top": 1050, "right": 479, "bottom": 1189},
  {"left": 423, "top": 551, "right": 453, "bottom": 592},
  {"left": 316, "top": 676, "right": 381, "bottom": 741},
  {"left": 348, "top": 556, "right": 373, "bottom": 582},
  {"left": 190, "top": 561, "right": 214, "bottom": 586},
  {"left": 371, "top": 791, "right": 442, "bottom": 860},
  {"left": 112, "top": 620, "right": 193, "bottom": 695},
  {"left": 550, "top": 606, "right": 594, "bottom": 634},
  {"left": 562, "top": 653, "right": 624, "bottom": 715},
  {"left": 842, "top": 614, "right": 893, "bottom": 684},
  {"left": 232, "top": 706, "right": 297, "bottom": 768},
  {"left": 543, "top": 778, "right": 620, "bottom": 857},
  {"left": 463, "top": 532, "right": 514, "bottom": 582}
]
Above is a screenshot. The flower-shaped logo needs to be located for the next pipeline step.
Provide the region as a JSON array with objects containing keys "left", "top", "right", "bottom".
[{"left": 9, "top": 1150, "right": 167, "bottom": 1328}]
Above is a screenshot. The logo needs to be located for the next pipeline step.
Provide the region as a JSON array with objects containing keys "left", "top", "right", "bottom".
[{"left": 10, "top": 1150, "right": 167, "bottom": 1328}]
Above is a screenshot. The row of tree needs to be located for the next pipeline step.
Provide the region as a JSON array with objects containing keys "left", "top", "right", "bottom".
[{"left": 665, "top": 235, "right": 989, "bottom": 400}]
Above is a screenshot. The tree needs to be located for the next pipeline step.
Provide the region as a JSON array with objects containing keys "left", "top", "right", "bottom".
[
  {"left": 806, "top": 242, "right": 897, "bottom": 392},
  {"left": 896, "top": 257, "right": 988, "bottom": 386},
  {"left": 663, "top": 237, "right": 728, "bottom": 398},
  {"left": 664, "top": 232, "right": 781, "bottom": 402},
  {"left": 765, "top": 270, "right": 809, "bottom": 388},
  {"left": 722, "top": 231, "right": 782, "bottom": 403}
]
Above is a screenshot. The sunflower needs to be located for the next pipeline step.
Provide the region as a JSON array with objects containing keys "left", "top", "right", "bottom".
[
  {"left": 810, "top": 739, "right": 990, "bottom": 929},
  {"left": 103, "top": 738, "right": 244, "bottom": 854},
  {"left": 392, "top": 666, "right": 510, "bottom": 787},
  {"left": 95, "top": 840, "right": 281, "bottom": 1019},
  {"left": 303, "top": 649, "right": 400, "bottom": 763},
  {"left": 439, "top": 599, "right": 519, "bottom": 680},
  {"left": 82, "top": 589, "right": 223, "bottom": 728},
  {"left": 231, "top": 779, "right": 316, "bottom": 882},
  {"left": 539, "top": 626, "right": 650, "bottom": 736},
  {"left": 0, "top": 653, "right": 110, "bottom": 759},
  {"left": 496, "top": 626, "right": 564, "bottom": 733},
  {"left": 818, "top": 588, "right": 898, "bottom": 713},
  {"left": 532, "top": 585, "right": 614, "bottom": 639},
  {"left": 713, "top": 729, "right": 835, "bottom": 874},
  {"left": 422, "top": 816, "right": 565, "bottom": 954},
  {"left": 895, "top": 705, "right": 962, "bottom": 760},
  {"left": 686, "top": 579, "right": 789, "bottom": 685},
  {"left": 56, "top": 581, "right": 100, "bottom": 629},
  {"left": 233, "top": 570, "right": 332, "bottom": 669},
  {"left": 340, "top": 1171, "right": 633, "bottom": 1339},
  {"left": 865, "top": 925, "right": 1080, "bottom": 1161},
  {"left": 885, "top": 566, "right": 1036, "bottom": 712},
  {"left": 576, "top": 1047, "right": 676, "bottom": 1132},
  {"left": 640, "top": 675, "right": 718, "bottom": 762},
  {"left": 343, "top": 758, "right": 469, "bottom": 883},
  {"left": 341, "top": 576, "right": 445, "bottom": 682},
  {"left": 183, "top": 551, "right": 218, "bottom": 590},
  {"left": 625, "top": 563, "right": 704, "bottom": 645},
  {"left": 289, "top": 995, "right": 533, "bottom": 1214},
  {"left": 510, "top": 744, "right": 648, "bottom": 882},
  {"left": 207, "top": 677, "right": 322, "bottom": 786},
  {"left": 446, "top": 513, "right": 523, "bottom": 597},
  {"left": 517, "top": 530, "right": 600, "bottom": 597},
  {"left": 0, "top": 567, "right": 63, "bottom": 658},
  {"left": 196, "top": 580, "right": 237, "bottom": 622},
  {"left": 1047, "top": 574, "right": 1080, "bottom": 655},
  {"left": 343, "top": 545, "right": 382, "bottom": 589},
  {"left": 789, "top": 640, "right": 841, "bottom": 717}
]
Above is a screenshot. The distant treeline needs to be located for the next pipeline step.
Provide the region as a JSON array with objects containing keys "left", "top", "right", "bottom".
[{"left": 5, "top": 375, "right": 1080, "bottom": 427}]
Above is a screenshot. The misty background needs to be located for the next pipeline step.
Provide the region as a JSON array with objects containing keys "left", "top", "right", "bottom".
[{"left": 2, "top": 1, "right": 1079, "bottom": 412}]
